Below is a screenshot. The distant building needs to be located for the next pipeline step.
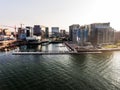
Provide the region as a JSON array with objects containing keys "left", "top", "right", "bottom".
[
  {"left": 40, "top": 25, "right": 48, "bottom": 39},
  {"left": 89, "top": 22, "right": 114, "bottom": 46},
  {"left": 0, "top": 28, "right": 3, "bottom": 35},
  {"left": 18, "top": 28, "right": 26, "bottom": 40},
  {"left": 69, "top": 23, "right": 115, "bottom": 47},
  {"left": 60, "top": 29, "right": 66, "bottom": 37},
  {"left": 45, "top": 27, "right": 49, "bottom": 38},
  {"left": 51, "top": 27, "right": 59, "bottom": 37},
  {"left": 1, "top": 29, "right": 11, "bottom": 36},
  {"left": 26, "top": 26, "right": 33, "bottom": 37},
  {"left": 77, "top": 26, "right": 89, "bottom": 46},
  {"left": 0, "top": 28, "right": 11, "bottom": 40},
  {"left": 69, "top": 24, "right": 80, "bottom": 43},
  {"left": 33, "top": 25, "right": 41, "bottom": 36},
  {"left": 115, "top": 31, "right": 120, "bottom": 42},
  {"left": 41, "top": 30, "right": 45, "bottom": 39}
]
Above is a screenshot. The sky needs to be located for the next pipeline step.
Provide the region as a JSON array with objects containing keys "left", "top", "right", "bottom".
[{"left": 0, "top": 0, "right": 120, "bottom": 31}]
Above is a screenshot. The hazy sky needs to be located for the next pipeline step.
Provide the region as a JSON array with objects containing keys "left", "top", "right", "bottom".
[{"left": 0, "top": 0, "right": 120, "bottom": 31}]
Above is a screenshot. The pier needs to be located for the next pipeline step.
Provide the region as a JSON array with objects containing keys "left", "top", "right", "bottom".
[{"left": 12, "top": 51, "right": 102, "bottom": 55}]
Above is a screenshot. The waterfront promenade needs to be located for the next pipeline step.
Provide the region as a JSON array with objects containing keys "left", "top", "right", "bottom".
[
  {"left": 64, "top": 42, "right": 120, "bottom": 53},
  {"left": 1, "top": 40, "right": 120, "bottom": 54}
]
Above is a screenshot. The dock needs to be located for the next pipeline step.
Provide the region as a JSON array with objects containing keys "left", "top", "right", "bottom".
[{"left": 12, "top": 51, "right": 102, "bottom": 55}]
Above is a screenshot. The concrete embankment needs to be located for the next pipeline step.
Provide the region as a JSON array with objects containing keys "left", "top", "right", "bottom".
[
  {"left": 64, "top": 42, "right": 120, "bottom": 53},
  {"left": 98, "top": 48, "right": 120, "bottom": 52},
  {"left": 74, "top": 47, "right": 120, "bottom": 53},
  {"left": 12, "top": 51, "right": 102, "bottom": 55},
  {"left": 64, "top": 42, "right": 101, "bottom": 53}
]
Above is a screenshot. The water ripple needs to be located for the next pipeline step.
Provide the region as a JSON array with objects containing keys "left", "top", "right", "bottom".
[{"left": 0, "top": 45, "right": 120, "bottom": 90}]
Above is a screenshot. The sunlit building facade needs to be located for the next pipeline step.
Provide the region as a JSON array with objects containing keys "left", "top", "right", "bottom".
[
  {"left": 89, "top": 22, "right": 114, "bottom": 46},
  {"left": 115, "top": 31, "right": 120, "bottom": 42},
  {"left": 77, "top": 26, "right": 89, "bottom": 46},
  {"left": 69, "top": 24, "right": 80, "bottom": 43}
]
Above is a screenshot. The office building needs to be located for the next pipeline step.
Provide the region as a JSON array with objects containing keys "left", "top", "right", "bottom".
[
  {"left": 51, "top": 27, "right": 59, "bottom": 37},
  {"left": 45, "top": 27, "right": 49, "bottom": 38},
  {"left": 26, "top": 26, "right": 33, "bottom": 37},
  {"left": 33, "top": 25, "right": 41, "bottom": 36},
  {"left": 18, "top": 28, "right": 26, "bottom": 40},
  {"left": 115, "top": 31, "right": 120, "bottom": 42},
  {"left": 60, "top": 29, "right": 66, "bottom": 37},
  {"left": 77, "top": 26, "right": 89, "bottom": 46},
  {"left": 89, "top": 22, "right": 114, "bottom": 46},
  {"left": 69, "top": 24, "right": 80, "bottom": 43}
]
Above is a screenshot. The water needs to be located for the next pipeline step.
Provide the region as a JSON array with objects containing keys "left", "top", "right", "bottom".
[{"left": 0, "top": 43, "right": 120, "bottom": 90}]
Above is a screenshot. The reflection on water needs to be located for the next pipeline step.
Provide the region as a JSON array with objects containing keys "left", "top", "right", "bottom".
[
  {"left": 19, "top": 43, "right": 69, "bottom": 52},
  {"left": 0, "top": 43, "right": 120, "bottom": 90},
  {"left": 19, "top": 45, "right": 42, "bottom": 52}
]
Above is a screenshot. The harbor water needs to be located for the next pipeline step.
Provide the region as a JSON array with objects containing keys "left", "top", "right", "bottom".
[{"left": 0, "top": 43, "right": 120, "bottom": 90}]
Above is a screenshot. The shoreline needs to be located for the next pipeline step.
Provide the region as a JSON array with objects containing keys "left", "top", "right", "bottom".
[
  {"left": 1, "top": 40, "right": 120, "bottom": 53},
  {"left": 64, "top": 42, "right": 120, "bottom": 53}
]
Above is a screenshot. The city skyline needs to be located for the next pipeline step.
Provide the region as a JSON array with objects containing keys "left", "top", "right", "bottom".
[{"left": 0, "top": 0, "right": 120, "bottom": 31}]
